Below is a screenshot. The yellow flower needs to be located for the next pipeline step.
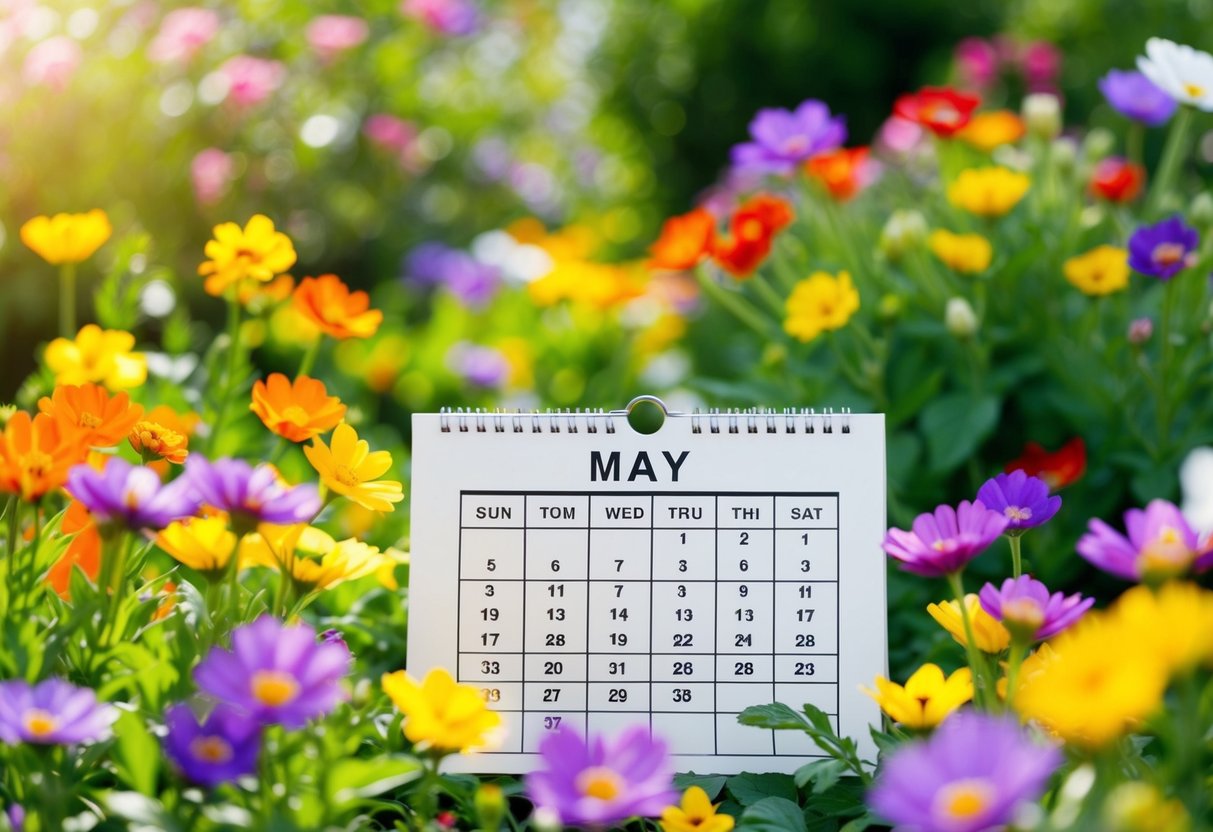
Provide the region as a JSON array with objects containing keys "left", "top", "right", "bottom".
[
  {"left": 660, "top": 786, "right": 735, "bottom": 832},
  {"left": 861, "top": 663, "right": 972, "bottom": 729},
  {"left": 304, "top": 423, "right": 404, "bottom": 512},
  {"left": 197, "top": 214, "right": 297, "bottom": 297},
  {"left": 1063, "top": 245, "right": 1130, "bottom": 296},
  {"left": 783, "top": 271, "right": 860, "bottom": 343},
  {"left": 44, "top": 325, "right": 147, "bottom": 390},
  {"left": 20, "top": 210, "right": 112, "bottom": 265},
  {"left": 155, "top": 515, "right": 238, "bottom": 575},
  {"left": 243, "top": 523, "right": 393, "bottom": 592},
  {"left": 1014, "top": 610, "right": 1167, "bottom": 748},
  {"left": 1104, "top": 782, "right": 1191, "bottom": 832},
  {"left": 927, "top": 594, "right": 1011, "bottom": 653},
  {"left": 129, "top": 420, "right": 189, "bottom": 464},
  {"left": 928, "top": 230, "right": 993, "bottom": 274},
  {"left": 382, "top": 667, "right": 502, "bottom": 752},
  {"left": 956, "top": 111, "right": 1025, "bottom": 152},
  {"left": 1113, "top": 582, "right": 1213, "bottom": 675},
  {"left": 947, "top": 167, "right": 1031, "bottom": 217}
]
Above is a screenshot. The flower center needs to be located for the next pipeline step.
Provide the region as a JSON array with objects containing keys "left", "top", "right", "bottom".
[
  {"left": 79, "top": 412, "right": 102, "bottom": 429},
  {"left": 1004, "top": 505, "right": 1033, "bottom": 522},
  {"left": 1185, "top": 82, "right": 1205, "bottom": 98},
  {"left": 1152, "top": 242, "right": 1187, "bottom": 267},
  {"left": 934, "top": 778, "right": 994, "bottom": 822},
  {"left": 282, "top": 405, "right": 310, "bottom": 425},
  {"left": 575, "top": 766, "right": 624, "bottom": 801},
  {"left": 190, "top": 735, "right": 234, "bottom": 764},
  {"left": 1002, "top": 597, "right": 1045, "bottom": 631},
  {"left": 923, "top": 102, "right": 960, "bottom": 126},
  {"left": 332, "top": 464, "right": 362, "bottom": 487},
  {"left": 781, "top": 135, "right": 810, "bottom": 157},
  {"left": 739, "top": 218, "right": 765, "bottom": 242},
  {"left": 250, "top": 670, "right": 300, "bottom": 707},
  {"left": 24, "top": 450, "right": 52, "bottom": 479},
  {"left": 1138, "top": 526, "right": 1194, "bottom": 577},
  {"left": 23, "top": 709, "right": 58, "bottom": 738}
]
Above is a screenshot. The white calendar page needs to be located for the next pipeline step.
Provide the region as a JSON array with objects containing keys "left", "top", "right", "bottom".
[{"left": 407, "top": 410, "right": 887, "bottom": 775}]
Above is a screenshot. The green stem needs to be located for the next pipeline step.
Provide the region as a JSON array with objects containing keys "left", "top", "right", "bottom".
[
  {"left": 1148, "top": 106, "right": 1195, "bottom": 215},
  {"left": 750, "top": 275, "right": 786, "bottom": 317},
  {"left": 1156, "top": 278, "right": 1179, "bottom": 454},
  {"left": 695, "top": 267, "right": 775, "bottom": 338},
  {"left": 1126, "top": 122, "right": 1144, "bottom": 167},
  {"left": 946, "top": 571, "right": 991, "bottom": 710},
  {"left": 59, "top": 263, "right": 77, "bottom": 338},
  {"left": 1004, "top": 642, "right": 1027, "bottom": 712},
  {"left": 99, "top": 532, "right": 134, "bottom": 648},
  {"left": 1008, "top": 535, "right": 1023, "bottom": 579},
  {"left": 206, "top": 296, "right": 244, "bottom": 455},
  {"left": 297, "top": 338, "right": 321, "bottom": 377}
]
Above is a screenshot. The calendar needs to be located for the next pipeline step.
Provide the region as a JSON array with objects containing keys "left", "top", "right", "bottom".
[{"left": 407, "top": 403, "right": 887, "bottom": 774}]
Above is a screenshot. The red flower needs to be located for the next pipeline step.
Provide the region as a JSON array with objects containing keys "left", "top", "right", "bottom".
[
  {"left": 805, "top": 147, "right": 872, "bottom": 200},
  {"left": 710, "top": 194, "right": 794, "bottom": 278},
  {"left": 1089, "top": 158, "right": 1145, "bottom": 203},
  {"left": 893, "top": 87, "right": 981, "bottom": 137},
  {"left": 1005, "top": 438, "right": 1086, "bottom": 489},
  {"left": 648, "top": 207, "right": 716, "bottom": 271}
]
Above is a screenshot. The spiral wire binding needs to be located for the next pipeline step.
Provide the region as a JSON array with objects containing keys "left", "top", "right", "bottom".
[{"left": 438, "top": 401, "right": 852, "bottom": 434}]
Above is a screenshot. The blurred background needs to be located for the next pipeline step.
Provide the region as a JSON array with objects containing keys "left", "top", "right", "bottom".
[{"left": 0, "top": 0, "right": 1207, "bottom": 395}]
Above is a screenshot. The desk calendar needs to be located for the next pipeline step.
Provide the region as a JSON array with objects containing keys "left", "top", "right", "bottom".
[{"left": 407, "top": 402, "right": 887, "bottom": 774}]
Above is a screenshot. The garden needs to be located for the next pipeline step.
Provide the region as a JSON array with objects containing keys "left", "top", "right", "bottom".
[{"left": 1, "top": 0, "right": 1212, "bottom": 830}]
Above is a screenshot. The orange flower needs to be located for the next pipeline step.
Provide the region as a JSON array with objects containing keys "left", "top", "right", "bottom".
[
  {"left": 1005, "top": 438, "right": 1086, "bottom": 489},
  {"left": 250, "top": 373, "right": 347, "bottom": 443},
  {"left": 293, "top": 275, "right": 383, "bottom": 340},
  {"left": 956, "top": 111, "right": 1025, "bottom": 152},
  {"left": 648, "top": 208, "right": 716, "bottom": 271},
  {"left": 711, "top": 194, "right": 794, "bottom": 279},
  {"left": 47, "top": 500, "right": 100, "bottom": 599},
  {"left": 129, "top": 420, "right": 189, "bottom": 465},
  {"left": 0, "top": 412, "right": 84, "bottom": 501},
  {"left": 805, "top": 147, "right": 872, "bottom": 200},
  {"left": 37, "top": 383, "right": 144, "bottom": 448}
]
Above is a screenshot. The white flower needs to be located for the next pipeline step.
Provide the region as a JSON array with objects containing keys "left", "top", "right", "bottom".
[
  {"left": 1180, "top": 446, "right": 1213, "bottom": 535},
  {"left": 1137, "top": 38, "right": 1213, "bottom": 111},
  {"left": 1022, "top": 93, "right": 1061, "bottom": 139},
  {"left": 945, "top": 297, "right": 979, "bottom": 338}
]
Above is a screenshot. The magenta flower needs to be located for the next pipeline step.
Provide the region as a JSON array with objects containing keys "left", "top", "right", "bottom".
[
  {"left": 526, "top": 725, "right": 677, "bottom": 827},
  {"left": 1099, "top": 69, "right": 1177, "bottom": 126},
  {"left": 183, "top": 456, "right": 320, "bottom": 533},
  {"left": 730, "top": 99, "right": 846, "bottom": 175},
  {"left": 401, "top": 0, "right": 479, "bottom": 36},
  {"left": 954, "top": 38, "right": 998, "bottom": 90},
  {"left": 976, "top": 470, "right": 1061, "bottom": 533},
  {"left": 0, "top": 678, "right": 117, "bottom": 746},
  {"left": 305, "top": 15, "right": 369, "bottom": 60},
  {"left": 882, "top": 501, "right": 1009, "bottom": 577},
  {"left": 191, "top": 148, "right": 235, "bottom": 206},
  {"left": 979, "top": 576, "right": 1094, "bottom": 641},
  {"left": 22, "top": 36, "right": 81, "bottom": 90},
  {"left": 163, "top": 702, "right": 261, "bottom": 787},
  {"left": 1128, "top": 216, "right": 1199, "bottom": 279},
  {"left": 868, "top": 712, "right": 1060, "bottom": 832},
  {"left": 193, "top": 617, "right": 350, "bottom": 728},
  {"left": 67, "top": 459, "right": 199, "bottom": 532},
  {"left": 219, "top": 55, "right": 286, "bottom": 108},
  {"left": 148, "top": 7, "right": 220, "bottom": 64},
  {"left": 1077, "top": 499, "right": 1209, "bottom": 581}
]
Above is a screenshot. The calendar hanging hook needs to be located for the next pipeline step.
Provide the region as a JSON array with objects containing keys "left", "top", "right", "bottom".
[{"left": 611, "top": 394, "right": 683, "bottom": 418}]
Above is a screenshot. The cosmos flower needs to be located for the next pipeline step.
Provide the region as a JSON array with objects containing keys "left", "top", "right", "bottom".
[
  {"left": 249, "top": 374, "right": 347, "bottom": 443},
  {"left": 44, "top": 325, "right": 147, "bottom": 390},
  {"left": 304, "top": 423, "right": 403, "bottom": 512},
  {"left": 1127, "top": 216, "right": 1199, "bottom": 279},
  {"left": 975, "top": 470, "right": 1061, "bottom": 533},
  {"left": 293, "top": 275, "right": 384, "bottom": 340},
  {"left": 0, "top": 412, "right": 86, "bottom": 502},
  {"left": 1077, "top": 499, "right": 1209, "bottom": 582},
  {"left": 197, "top": 215, "right": 297, "bottom": 298},
  {"left": 163, "top": 703, "right": 261, "bottom": 788},
  {"left": 0, "top": 678, "right": 117, "bottom": 745},
  {"left": 978, "top": 576, "right": 1094, "bottom": 641},
  {"left": 381, "top": 667, "right": 502, "bottom": 752},
  {"left": 1136, "top": 38, "right": 1213, "bottom": 111},
  {"left": 862, "top": 664, "right": 973, "bottom": 730},
  {"left": 883, "top": 501, "right": 1009, "bottom": 577},
  {"left": 183, "top": 456, "right": 321, "bottom": 531},
  {"left": 37, "top": 383, "right": 144, "bottom": 448},
  {"left": 783, "top": 271, "right": 860, "bottom": 343},
  {"left": 730, "top": 99, "right": 846, "bottom": 175},
  {"left": 66, "top": 458, "right": 199, "bottom": 532}
]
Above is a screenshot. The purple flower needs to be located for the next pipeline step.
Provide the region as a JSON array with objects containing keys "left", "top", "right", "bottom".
[
  {"left": 6, "top": 804, "right": 22, "bottom": 832},
  {"left": 401, "top": 0, "right": 478, "bottom": 36},
  {"left": 1077, "top": 499, "right": 1209, "bottom": 581},
  {"left": 163, "top": 702, "right": 261, "bottom": 787},
  {"left": 730, "top": 99, "right": 846, "bottom": 175},
  {"left": 882, "top": 501, "right": 1009, "bottom": 577},
  {"left": 1099, "top": 69, "right": 1178, "bottom": 126},
  {"left": 1128, "top": 216, "right": 1199, "bottom": 279},
  {"left": 404, "top": 243, "right": 500, "bottom": 307},
  {"left": 979, "top": 576, "right": 1094, "bottom": 641},
  {"left": 526, "top": 725, "right": 677, "bottom": 827},
  {"left": 0, "top": 678, "right": 117, "bottom": 746},
  {"left": 183, "top": 456, "right": 320, "bottom": 533},
  {"left": 976, "top": 470, "right": 1061, "bottom": 533},
  {"left": 449, "top": 343, "right": 509, "bottom": 388},
  {"left": 193, "top": 616, "right": 350, "bottom": 728},
  {"left": 868, "top": 711, "right": 1060, "bottom": 832},
  {"left": 66, "top": 459, "right": 199, "bottom": 532}
]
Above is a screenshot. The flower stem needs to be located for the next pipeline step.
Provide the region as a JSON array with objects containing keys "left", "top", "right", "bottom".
[
  {"left": 59, "top": 263, "right": 77, "bottom": 338},
  {"left": 946, "top": 571, "right": 990, "bottom": 710},
  {"left": 297, "top": 338, "right": 321, "bottom": 377},
  {"left": 99, "top": 531, "right": 134, "bottom": 648},
  {"left": 1004, "top": 642, "right": 1027, "bottom": 712},
  {"left": 1148, "top": 106, "right": 1194, "bottom": 216},
  {"left": 1156, "top": 278, "right": 1180, "bottom": 454},
  {"left": 206, "top": 296, "right": 244, "bottom": 455},
  {"left": 1008, "top": 535, "right": 1023, "bottom": 579},
  {"left": 695, "top": 267, "right": 774, "bottom": 338}
]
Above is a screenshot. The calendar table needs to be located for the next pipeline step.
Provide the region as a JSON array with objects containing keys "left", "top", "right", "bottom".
[{"left": 455, "top": 490, "right": 840, "bottom": 763}]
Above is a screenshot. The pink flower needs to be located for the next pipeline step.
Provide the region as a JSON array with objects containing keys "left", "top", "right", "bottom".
[
  {"left": 22, "top": 37, "right": 81, "bottom": 90},
  {"left": 219, "top": 55, "right": 286, "bottom": 108},
  {"left": 305, "top": 15, "right": 369, "bottom": 60},
  {"left": 400, "top": 0, "right": 478, "bottom": 36},
  {"left": 955, "top": 37, "right": 998, "bottom": 89},
  {"left": 191, "top": 148, "right": 235, "bottom": 206},
  {"left": 363, "top": 114, "right": 417, "bottom": 154},
  {"left": 1021, "top": 41, "right": 1062, "bottom": 92},
  {"left": 876, "top": 115, "right": 924, "bottom": 155},
  {"left": 148, "top": 7, "right": 220, "bottom": 65}
]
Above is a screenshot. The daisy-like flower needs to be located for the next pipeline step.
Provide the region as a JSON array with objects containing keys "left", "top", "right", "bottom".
[
  {"left": 975, "top": 470, "right": 1061, "bottom": 533},
  {"left": 249, "top": 374, "right": 347, "bottom": 443},
  {"left": 66, "top": 458, "right": 199, "bottom": 532},
  {"left": 660, "top": 786, "right": 735, "bottom": 832},
  {"left": 382, "top": 667, "right": 502, "bottom": 753},
  {"left": 0, "top": 411, "right": 86, "bottom": 502},
  {"left": 1077, "top": 499, "right": 1209, "bottom": 582},
  {"left": 37, "top": 383, "right": 144, "bottom": 448},
  {"left": 1099, "top": 69, "right": 1178, "bottom": 125},
  {"left": 194, "top": 616, "right": 351, "bottom": 727},
  {"left": 927, "top": 595, "right": 1011, "bottom": 653},
  {"left": 1063, "top": 246, "right": 1130, "bottom": 296},
  {"left": 730, "top": 99, "right": 846, "bottom": 175},
  {"left": 1137, "top": 38, "right": 1213, "bottom": 111},
  {"left": 163, "top": 702, "right": 261, "bottom": 788},
  {"left": 709, "top": 194, "right": 794, "bottom": 278},
  {"left": 44, "top": 325, "right": 147, "bottom": 390},
  {"left": 19, "top": 210, "right": 111, "bottom": 265},
  {"left": 183, "top": 456, "right": 321, "bottom": 532},
  {"left": 241, "top": 524, "right": 392, "bottom": 592},
  {"left": 293, "top": 275, "right": 383, "bottom": 340},
  {"left": 0, "top": 678, "right": 117, "bottom": 745},
  {"left": 882, "top": 501, "right": 1009, "bottom": 577},
  {"left": 1127, "top": 216, "right": 1199, "bottom": 280},
  {"left": 783, "top": 271, "right": 860, "bottom": 343},
  {"left": 978, "top": 576, "right": 1094, "bottom": 642},
  {"left": 861, "top": 664, "right": 973, "bottom": 730},
  {"left": 155, "top": 515, "right": 239, "bottom": 577},
  {"left": 928, "top": 229, "right": 992, "bottom": 274},
  {"left": 197, "top": 214, "right": 297, "bottom": 298},
  {"left": 947, "top": 167, "right": 1031, "bottom": 217},
  {"left": 304, "top": 422, "right": 403, "bottom": 512},
  {"left": 648, "top": 208, "right": 716, "bottom": 271},
  {"left": 893, "top": 86, "right": 981, "bottom": 137}
]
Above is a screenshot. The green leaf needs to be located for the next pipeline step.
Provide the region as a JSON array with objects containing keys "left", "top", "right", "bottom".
[
  {"left": 674, "top": 773, "right": 729, "bottom": 800},
  {"left": 795, "top": 759, "right": 846, "bottom": 794},
  {"left": 838, "top": 815, "right": 877, "bottom": 832},
  {"left": 919, "top": 392, "right": 1000, "bottom": 474},
  {"left": 738, "top": 796, "right": 808, "bottom": 832},
  {"left": 111, "top": 710, "right": 160, "bottom": 794},
  {"left": 727, "top": 773, "right": 797, "bottom": 806},
  {"left": 738, "top": 703, "right": 810, "bottom": 732},
  {"left": 326, "top": 755, "right": 423, "bottom": 809},
  {"left": 801, "top": 704, "right": 835, "bottom": 736},
  {"left": 104, "top": 792, "right": 182, "bottom": 831}
]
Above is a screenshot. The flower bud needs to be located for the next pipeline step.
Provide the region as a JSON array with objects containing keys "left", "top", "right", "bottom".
[
  {"left": 531, "top": 807, "right": 563, "bottom": 832},
  {"left": 878, "top": 293, "right": 904, "bottom": 322},
  {"left": 1022, "top": 93, "right": 1062, "bottom": 139},
  {"left": 1128, "top": 317, "right": 1153, "bottom": 345},
  {"left": 945, "top": 297, "right": 979, "bottom": 338},
  {"left": 1190, "top": 192, "right": 1213, "bottom": 227},
  {"left": 1081, "top": 127, "right": 1115, "bottom": 161},
  {"left": 1051, "top": 138, "right": 1078, "bottom": 174},
  {"left": 474, "top": 784, "right": 507, "bottom": 832},
  {"left": 879, "top": 210, "right": 928, "bottom": 262}
]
